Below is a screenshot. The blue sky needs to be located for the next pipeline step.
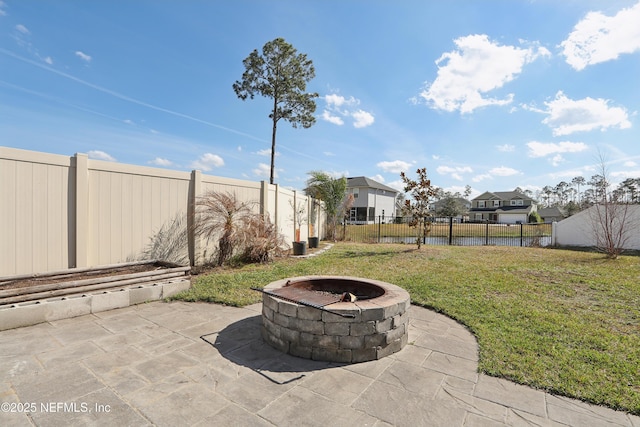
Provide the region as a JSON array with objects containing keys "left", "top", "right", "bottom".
[{"left": 1, "top": 1, "right": 639, "bottom": 197}]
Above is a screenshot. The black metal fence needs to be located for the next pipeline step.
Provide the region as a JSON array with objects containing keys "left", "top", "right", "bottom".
[{"left": 340, "top": 216, "right": 552, "bottom": 247}]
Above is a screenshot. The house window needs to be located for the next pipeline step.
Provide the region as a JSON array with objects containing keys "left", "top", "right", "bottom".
[
  {"left": 478, "top": 201, "right": 485, "bottom": 208},
  {"left": 368, "top": 207, "right": 375, "bottom": 221},
  {"left": 493, "top": 200, "right": 500, "bottom": 207},
  {"left": 352, "top": 188, "right": 359, "bottom": 199},
  {"left": 510, "top": 200, "right": 516, "bottom": 206},
  {"left": 517, "top": 199, "right": 523, "bottom": 206},
  {"left": 475, "top": 213, "right": 483, "bottom": 220}
]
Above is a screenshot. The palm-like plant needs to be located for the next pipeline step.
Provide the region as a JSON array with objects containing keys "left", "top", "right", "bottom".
[{"left": 194, "top": 191, "right": 256, "bottom": 266}]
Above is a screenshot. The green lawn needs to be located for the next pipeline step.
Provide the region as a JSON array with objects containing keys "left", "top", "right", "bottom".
[{"left": 172, "top": 242, "right": 640, "bottom": 415}]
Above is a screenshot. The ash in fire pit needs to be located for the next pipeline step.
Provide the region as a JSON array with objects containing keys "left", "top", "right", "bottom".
[{"left": 259, "top": 276, "right": 410, "bottom": 363}]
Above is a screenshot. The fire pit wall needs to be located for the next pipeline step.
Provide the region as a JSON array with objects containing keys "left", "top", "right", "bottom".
[{"left": 260, "top": 276, "right": 410, "bottom": 363}]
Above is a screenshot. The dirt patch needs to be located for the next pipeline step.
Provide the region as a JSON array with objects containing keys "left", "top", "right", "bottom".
[{"left": 0, "top": 263, "right": 184, "bottom": 291}]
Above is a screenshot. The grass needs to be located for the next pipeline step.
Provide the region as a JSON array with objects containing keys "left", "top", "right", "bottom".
[{"left": 172, "top": 242, "right": 640, "bottom": 415}]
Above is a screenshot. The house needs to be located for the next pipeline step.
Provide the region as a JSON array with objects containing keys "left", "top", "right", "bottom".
[
  {"left": 537, "top": 206, "right": 567, "bottom": 223},
  {"left": 469, "top": 190, "right": 538, "bottom": 224},
  {"left": 346, "top": 177, "right": 399, "bottom": 223},
  {"left": 428, "top": 197, "right": 471, "bottom": 220}
]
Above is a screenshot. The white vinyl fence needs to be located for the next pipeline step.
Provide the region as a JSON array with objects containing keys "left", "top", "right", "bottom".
[{"left": 1, "top": 147, "right": 324, "bottom": 276}]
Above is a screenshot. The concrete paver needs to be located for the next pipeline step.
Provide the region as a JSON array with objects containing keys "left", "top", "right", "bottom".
[{"left": 0, "top": 300, "right": 638, "bottom": 426}]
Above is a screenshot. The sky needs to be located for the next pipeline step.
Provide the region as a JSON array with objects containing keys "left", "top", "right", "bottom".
[{"left": 1, "top": 1, "right": 639, "bottom": 198}]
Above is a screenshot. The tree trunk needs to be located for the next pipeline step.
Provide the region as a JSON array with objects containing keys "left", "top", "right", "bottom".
[{"left": 270, "top": 97, "right": 278, "bottom": 185}]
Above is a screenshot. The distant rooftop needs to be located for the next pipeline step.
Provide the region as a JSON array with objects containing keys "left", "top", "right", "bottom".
[{"left": 347, "top": 176, "right": 399, "bottom": 193}]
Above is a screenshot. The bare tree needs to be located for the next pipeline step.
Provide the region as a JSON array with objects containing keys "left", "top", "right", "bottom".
[{"left": 587, "top": 154, "right": 638, "bottom": 258}]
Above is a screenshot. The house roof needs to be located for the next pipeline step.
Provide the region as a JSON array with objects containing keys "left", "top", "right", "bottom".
[
  {"left": 347, "top": 176, "right": 398, "bottom": 194},
  {"left": 473, "top": 190, "right": 536, "bottom": 202},
  {"left": 537, "top": 206, "right": 567, "bottom": 218}
]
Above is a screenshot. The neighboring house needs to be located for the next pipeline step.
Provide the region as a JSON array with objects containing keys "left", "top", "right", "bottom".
[
  {"left": 537, "top": 206, "right": 567, "bottom": 223},
  {"left": 469, "top": 190, "right": 538, "bottom": 224},
  {"left": 428, "top": 198, "right": 471, "bottom": 221},
  {"left": 346, "top": 176, "right": 399, "bottom": 223}
]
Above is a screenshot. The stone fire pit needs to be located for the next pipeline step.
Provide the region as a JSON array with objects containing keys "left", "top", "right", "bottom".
[{"left": 259, "top": 276, "right": 410, "bottom": 363}]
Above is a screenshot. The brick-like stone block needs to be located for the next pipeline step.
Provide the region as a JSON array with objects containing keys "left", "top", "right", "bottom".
[
  {"left": 356, "top": 301, "right": 385, "bottom": 321},
  {"left": 262, "top": 327, "right": 289, "bottom": 354},
  {"left": 45, "top": 295, "right": 92, "bottom": 321},
  {"left": 351, "top": 347, "right": 377, "bottom": 363},
  {"left": 263, "top": 316, "right": 281, "bottom": 338},
  {"left": 376, "top": 317, "right": 393, "bottom": 333},
  {"left": 273, "top": 312, "right": 292, "bottom": 328},
  {"left": 129, "top": 284, "right": 162, "bottom": 305},
  {"left": 297, "top": 305, "right": 322, "bottom": 321},
  {"left": 300, "top": 332, "right": 338, "bottom": 349},
  {"left": 312, "top": 347, "right": 352, "bottom": 363},
  {"left": 294, "top": 318, "right": 324, "bottom": 334},
  {"left": 324, "top": 322, "right": 350, "bottom": 336},
  {"left": 91, "top": 289, "right": 129, "bottom": 313},
  {"left": 289, "top": 342, "right": 312, "bottom": 359},
  {"left": 262, "top": 305, "right": 275, "bottom": 322},
  {"left": 339, "top": 335, "right": 365, "bottom": 350},
  {"left": 278, "top": 300, "right": 298, "bottom": 317},
  {"left": 280, "top": 326, "right": 299, "bottom": 343},
  {"left": 377, "top": 336, "right": 404, "bottom": 359},
  {"left": 262, "top": 293, "right": 279, "bottom": 311},
  {"left": 0, "top": 301, "right": 46, "bottom": 331},
  {"left": 392, "top": 311, "right": 409, "bottom": 329},
  {"left": 161, "top": 279, "right": 191, "bottom": 298},
  {"left": 385, "top": 323, "right": 406, "bottom": 345},
  {"left": 364, "top": 333, "right": 386, "bottom": 348},
  {"left": 350, "top": 321, "right": 376, "bottom": 336}
]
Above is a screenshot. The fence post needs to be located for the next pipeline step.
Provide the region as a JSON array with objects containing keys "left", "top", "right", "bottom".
[
  {"left": 520, "top": 223, "right": 524, "bottom": 247},
  {"left": 74, "top": 153, "right": 89, "bottom": 268},
  {"left": 448, "top": 216, "right": 453, "bottom": 245},
  {"left": 378, "top": 216, "right": 381, "bottom": 243},
  {"left": 485, "top": 220, "right": 489, "bottom": 246}
]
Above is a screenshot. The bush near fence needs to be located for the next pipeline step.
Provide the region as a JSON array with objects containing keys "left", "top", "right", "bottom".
[{"left": 340, "top": 216, "right": 552, "bottom": 247}]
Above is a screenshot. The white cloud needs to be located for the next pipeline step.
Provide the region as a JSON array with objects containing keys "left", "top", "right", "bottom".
[
  {"left": 526, "top": 141, "right": 589, "bottom": 158},
  {"left": 472, "top": 174, "right": 492, "bottom": 183},
  {"left": 87, "top": 150, "right": 116, "bottom": 161},
  {"left": 255, "top": 148, "right": 279, "bottom": 158},
  {"left": 352, "top": 110, "right": 375, "bottom": 128},
  {"left": 419, "top": 34, "right": 550, "bottom": 114},
  {"left": 386, "top": 179, "right": 406, "bottom": 193},
  {"left": 321, "top": 110, "right": 344, "bottom": 125},
  {"left": 323, "top": 151, "right": 335, "bottom": 157},
  {"left": 75, "top": 51, "right": 92, "bottom": 62},
  {"left": 190, "top": 153, "right": 224, "bottom": 171},
  {"left": 148, "top": 157, "right": 172, "bottom": 167},
  {"left": 437, "top": 165, "right": 473, "bottom": 180},
  {"left": 0, "top": 1, "right": 7, "bottom": 16},
  {"left": 321, "top": 92, "right": 374, "bottom": 128},
  {"left": 489, "top": 166, "right": 520, "bottom": 176},
  {"left": 15, "top": 24, "right": 30, "bottom": 34},
  {"left": 324, "top": 94, "right": 358, "bottom": 107},
  {"left": 123, "top": 119, "right": 134, "bottom": 125},
  {"left": 550, "top": 154, "right": 565, "bottom": 167},
  {"left": 624, "top": 160, "right": 637, "bottom": 167},
  {"left": 561, "top": 2, "right": 640, "bottom": 70},
  {"left": 43, "top": 56, "right": 53, "bottom": 65},
  {"left": 496, "top": 144, "right": 515, "bottom": 152},
  {"left": 371, "top": 174, "right": 385, "bottom": 183},
  {"left": 542, "top": 91, "right": 631, "bottom": 136},
  {"left": 253, "top": 163, "right": 273, "bottom": 178},
  {"left": 377, "top": 160, "right": 412, "bottom": 174}
]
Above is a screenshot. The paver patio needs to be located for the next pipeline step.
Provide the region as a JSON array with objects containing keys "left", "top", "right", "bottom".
[{"left": 1, "top": 301, "right": 638, "bottom": 426}]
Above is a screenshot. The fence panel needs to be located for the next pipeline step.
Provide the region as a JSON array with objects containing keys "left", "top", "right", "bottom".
[{"left": 342, "top": 216, "right": 552, "bottom": 247}]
